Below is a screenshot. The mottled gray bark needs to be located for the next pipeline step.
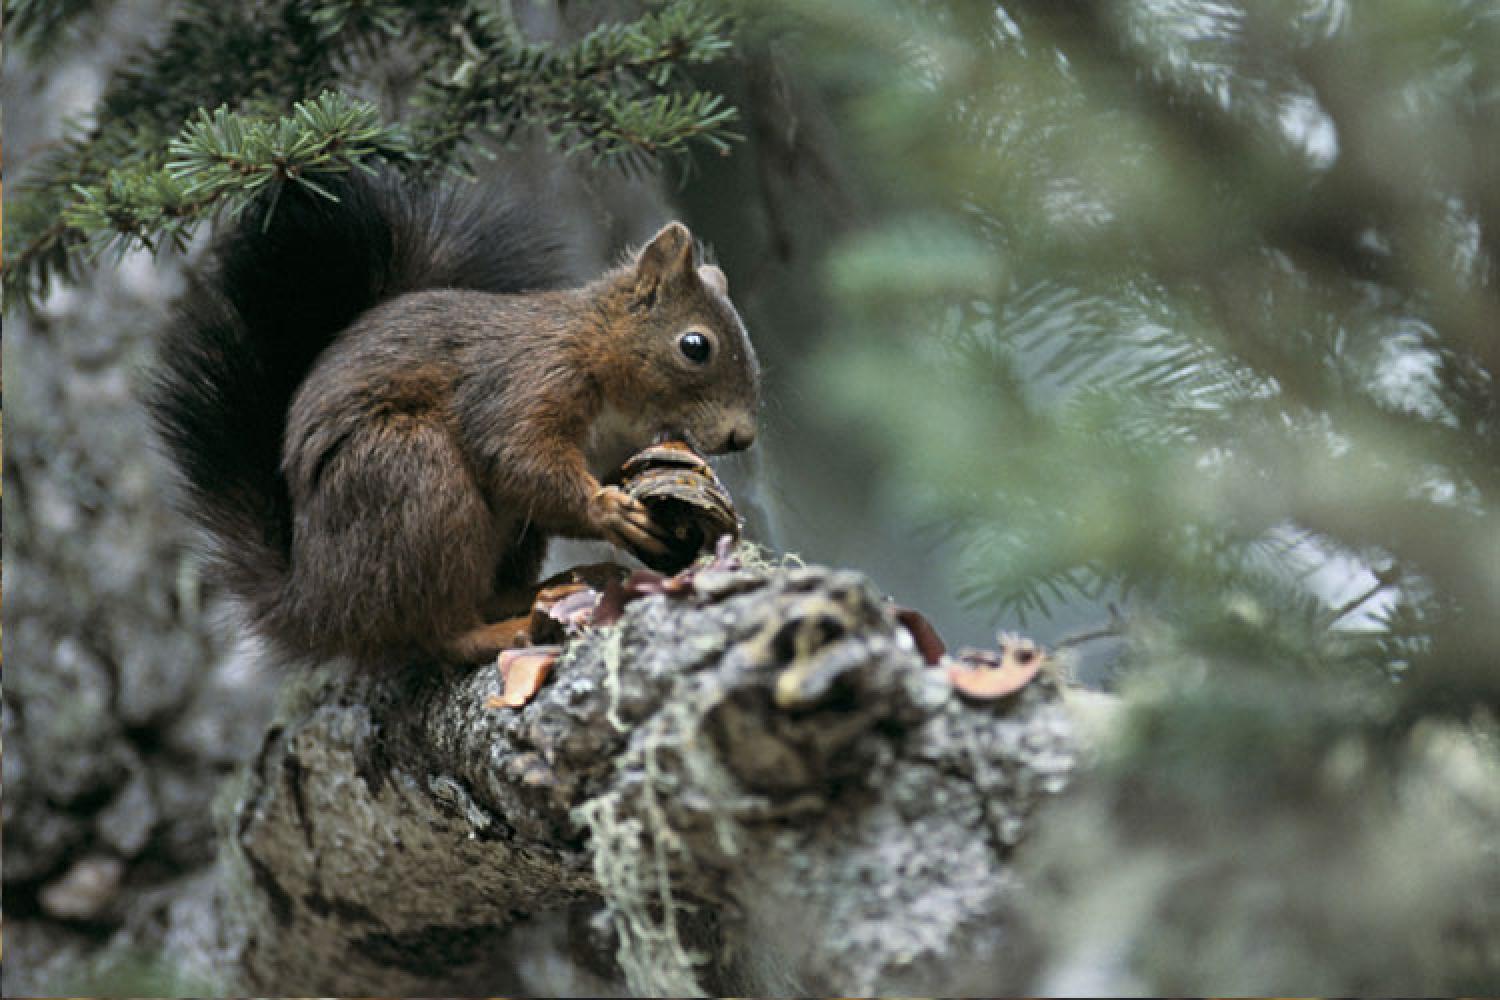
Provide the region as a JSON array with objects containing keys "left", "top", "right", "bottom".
[{"left": 213, "top": 560, "right": 1077, "bottom": 996}]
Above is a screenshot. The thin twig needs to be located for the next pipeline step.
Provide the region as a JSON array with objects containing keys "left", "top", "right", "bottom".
[
  {"left": 1329, "top": 565, "right": 1401, "bottom": 623},
  {"left": 1053, "top": 623, "right": 1123, "bottom": 650},
  {"left": 1054, "top": 603, "right": 1128, "bottom": 650}
]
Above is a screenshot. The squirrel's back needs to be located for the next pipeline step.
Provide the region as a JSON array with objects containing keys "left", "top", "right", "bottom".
[{"left": 147, "top": 172, "right": 567, "bottom": 654}]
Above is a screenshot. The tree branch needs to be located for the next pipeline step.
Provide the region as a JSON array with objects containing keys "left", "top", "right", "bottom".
[{"left": 212, "top": 559, "right": 1077, "bottom": 995}]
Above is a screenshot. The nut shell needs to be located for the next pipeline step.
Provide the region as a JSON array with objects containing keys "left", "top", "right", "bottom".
[{"left": 617, "top": 442, "right": 740, "bottom": 573}]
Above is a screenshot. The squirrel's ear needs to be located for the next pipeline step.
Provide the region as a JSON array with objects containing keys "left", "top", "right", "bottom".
[
  {"left": 697, "top": 264, "right": 728, "bottom": 296},
  {"left": 633, "top": 221, "right": 696, "bottom": 308}
]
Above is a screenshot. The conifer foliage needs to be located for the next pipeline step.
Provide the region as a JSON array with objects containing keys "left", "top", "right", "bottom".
[
  {"left": 792, "top": 0, "right": 1500, "bottom": 702},
  {"left": 2, "top": 0, "right": 738, "bottom": 305},
  {"left": 780, "top": 3, "right": 1500, "bottom": 983}
]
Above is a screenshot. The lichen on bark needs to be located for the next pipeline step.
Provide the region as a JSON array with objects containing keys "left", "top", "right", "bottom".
[{"left": 213, "top": 554, "right": 1077, "bottom": 995}]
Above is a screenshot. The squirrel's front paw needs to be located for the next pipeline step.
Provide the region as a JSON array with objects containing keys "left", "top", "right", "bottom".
[{"left": 590, "top": 485, "right": 671, "bottom": 556}]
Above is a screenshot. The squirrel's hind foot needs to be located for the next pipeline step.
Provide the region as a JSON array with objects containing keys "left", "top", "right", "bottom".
[{"left": 444, "top": 617, "right": 534, "bottom": 663}]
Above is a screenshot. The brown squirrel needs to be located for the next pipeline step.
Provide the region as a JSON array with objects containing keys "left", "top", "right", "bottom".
[{"left": 149, "top": 173, "right": 759, "bottom": 666}]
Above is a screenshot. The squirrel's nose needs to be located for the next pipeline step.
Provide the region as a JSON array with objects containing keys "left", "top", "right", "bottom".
[{"left": 724, "top": 421, "right": 756, "bottom": 453}]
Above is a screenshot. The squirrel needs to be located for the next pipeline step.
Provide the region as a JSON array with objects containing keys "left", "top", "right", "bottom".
[{"left": 149, "top": 172, "right": 760, "bottom": 667}]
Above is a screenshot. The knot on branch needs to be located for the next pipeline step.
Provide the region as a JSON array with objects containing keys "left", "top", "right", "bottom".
[{"left": 558, "top": 559, "right": 1073, "bottom": 994}]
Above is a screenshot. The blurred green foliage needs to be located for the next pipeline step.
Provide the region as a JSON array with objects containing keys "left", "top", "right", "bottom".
[
  {"left": 765, "top": 0, "right": 1500, "bottom": 706},
  {"left": 757, "top": 2, "right": 1500, "bottom": 984}
]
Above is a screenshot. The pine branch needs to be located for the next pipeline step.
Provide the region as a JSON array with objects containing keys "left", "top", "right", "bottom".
[
  {"left": 4, "top": 0, "right": 343, "bottom": 304},
  {"left": 4, "top": 0, "right": 741, "bottom": 307},
  {"left": 59, "top": 92, "right": 413, "bottom": 260},
  {"left": 413, "top": 0, "right": 740, "bottom": 172},
  {"left": 2, "top": 0, "right": 114, "bottom": 56},
  {"left": 1328, "top": 565, "right": 1401, "bottom": 624},
  {"left": 299, "top": 0, "right": 409, "bottom": 42}
]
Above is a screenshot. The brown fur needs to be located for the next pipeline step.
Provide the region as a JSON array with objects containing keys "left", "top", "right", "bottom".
[{"left": 272, "top": 223, "right": 760, "bottom": 663}]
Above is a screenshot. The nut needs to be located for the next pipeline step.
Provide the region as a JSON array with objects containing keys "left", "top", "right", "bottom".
[{"left": 616, "top": 441, "right": 740, "bottom": 573}]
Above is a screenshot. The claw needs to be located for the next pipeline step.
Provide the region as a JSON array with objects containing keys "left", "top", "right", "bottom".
[
  {"left": 633, "top": 530, "right": 671, "bottom": 555},
  {"left": 592, "top": 485, "right": 671, "bottom": 557},
  {"left": 615, "top": 518, "right": 670, "bottom": 556}
]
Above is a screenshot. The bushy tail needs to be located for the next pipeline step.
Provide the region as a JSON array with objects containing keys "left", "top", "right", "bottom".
[{"left": 148, "top": 170, "right": 566, "bottom": 637}]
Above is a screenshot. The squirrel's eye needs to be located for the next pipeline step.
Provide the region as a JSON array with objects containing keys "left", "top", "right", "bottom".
[{"left": 678, "top": 330, "right": 712, "bottom": 364}]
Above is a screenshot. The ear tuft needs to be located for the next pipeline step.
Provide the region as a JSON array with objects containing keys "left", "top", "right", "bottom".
[{"left": 633, "top": 222, "right": 696, "bottom": 307}]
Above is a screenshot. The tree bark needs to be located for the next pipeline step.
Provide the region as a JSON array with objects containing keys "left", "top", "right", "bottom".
[{"left": 213, "top": 559, "right": 1078, "bottom": 996}]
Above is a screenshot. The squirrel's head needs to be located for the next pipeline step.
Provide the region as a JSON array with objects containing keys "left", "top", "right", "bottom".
[{"left": 604, "top": 221, "right": 760, "bottom": 456}]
